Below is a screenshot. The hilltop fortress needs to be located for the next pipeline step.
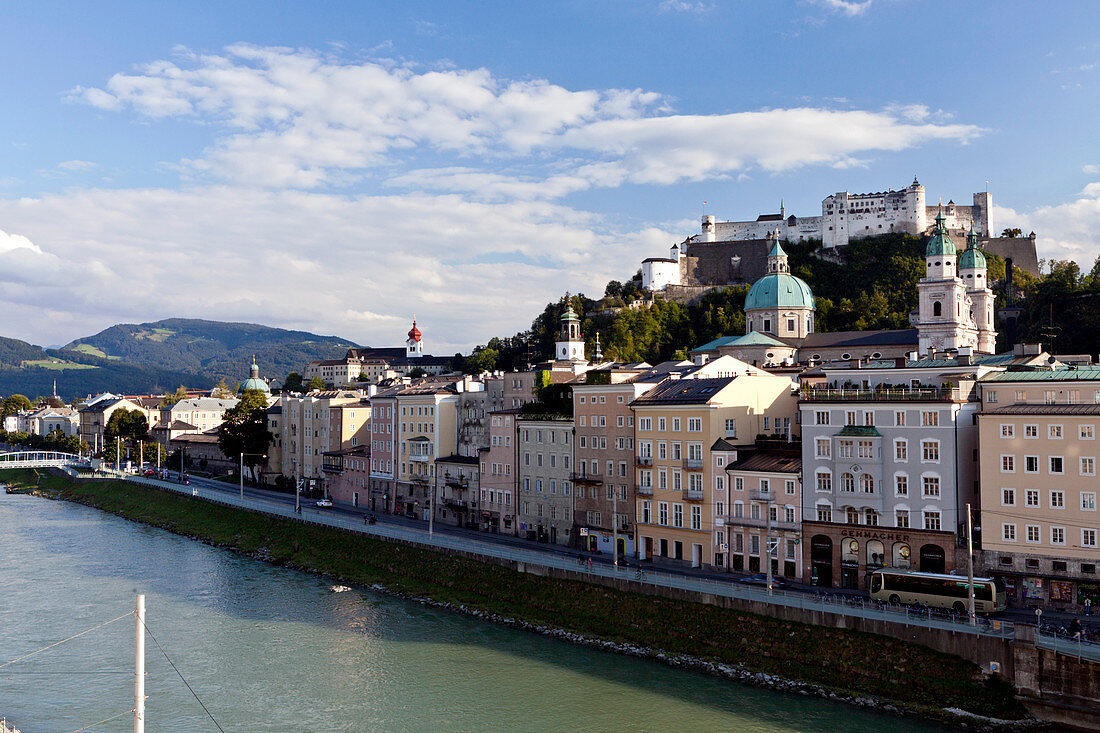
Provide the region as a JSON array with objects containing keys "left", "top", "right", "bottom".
[{"left": 642, "top": 178, "right": 1038, "bottom": 297}]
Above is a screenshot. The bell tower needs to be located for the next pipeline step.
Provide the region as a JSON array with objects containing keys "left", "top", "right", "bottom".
[{"left": 555, "top": 304, "right": 585, "bottom": 363}]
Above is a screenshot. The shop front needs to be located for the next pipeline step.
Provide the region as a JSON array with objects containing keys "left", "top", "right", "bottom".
[{"left": 801, "top": 522, "right": 956, "bottom": 590}]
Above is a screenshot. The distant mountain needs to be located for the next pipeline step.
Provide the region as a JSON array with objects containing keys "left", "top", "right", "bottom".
[
  {"left": 0, "top": 335, "right": 214, "bottom": 401},
  {"left": 64, "top": 318, "right": 359, "bottom": 383}
]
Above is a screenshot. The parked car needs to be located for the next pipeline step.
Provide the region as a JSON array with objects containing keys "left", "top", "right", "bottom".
[
  {"left": 315, "top": 498, "right": 333, "bottom": 508},
  {"left": 143, "top": 468, "right": 157, "bottom": 477},
  {"left": 738, "top": 573, "right": 788, "bottom": 588}
]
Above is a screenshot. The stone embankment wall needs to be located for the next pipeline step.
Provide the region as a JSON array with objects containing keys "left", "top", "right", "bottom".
[{"left": 399, "top": 538, "right": 1100, "bottom": 730}]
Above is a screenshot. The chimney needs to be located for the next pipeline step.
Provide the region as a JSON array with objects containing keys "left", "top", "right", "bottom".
[
  {"left": 958, "top": 346, "right": 973, "bottom": 366},
  {"left": 894, "top": 356, "right": 907, "bottom": 368}
]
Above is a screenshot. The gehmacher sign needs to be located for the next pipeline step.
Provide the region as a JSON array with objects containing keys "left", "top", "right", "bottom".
[{"left": 840, "top": 528, "right": 914, "bottom": 543}]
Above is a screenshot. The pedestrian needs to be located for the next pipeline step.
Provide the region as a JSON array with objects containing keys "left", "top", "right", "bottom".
[
  {"left": 587, "top": 557, "right": 592, "bottom": 571},
  {"left": 1087, "top": 598, "right": 1093, "bottom": 617}
]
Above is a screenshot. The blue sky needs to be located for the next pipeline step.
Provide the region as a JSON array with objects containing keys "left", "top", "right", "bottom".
[{"left": 2, "top": 0, "right": 1099, "bottom": 353}]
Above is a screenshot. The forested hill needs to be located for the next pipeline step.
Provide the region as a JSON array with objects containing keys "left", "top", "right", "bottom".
[
  {"left": 460, "top": 233, "right": 1099, "bottom": 372},
  {"left": 0, "top": 336, "right": 47, "bottom": 368},
  {"left": 64, "top": 318, "right": 358, "bottom": 382}
]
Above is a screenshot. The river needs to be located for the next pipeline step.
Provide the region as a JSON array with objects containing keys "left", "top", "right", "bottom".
[{"left": 0, "top": 491, "right": 952, "bottom": 732}]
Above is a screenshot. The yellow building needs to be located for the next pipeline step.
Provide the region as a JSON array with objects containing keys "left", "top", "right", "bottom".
[
  {"left": 632, "top": 371, "right": 798, "bottom": 569},
  {"left": 978, "top": 369, "right": 1100, "bottom": 610},
  {"left": 394, "top": 379, "right": 461, "bottom": 519}
]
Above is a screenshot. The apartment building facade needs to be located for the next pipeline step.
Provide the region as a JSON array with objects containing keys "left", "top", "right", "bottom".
[
  {"left": 516, "top": 416, "right": 575, "bottom": 545},
  {"left": 633, "top": 370, "right": 798, "bottom": 569},
  {"left": 725, "top": 446, "right": 803, "bottom": 579},
  {"left": 481, "top": 409, "right": 519, "bottom": 534},
  {"left": 977, "top": 369, "right": 1100, "bottom": 610},
  {"left": 279, "top": 390, "right": 366, "bottom": 492},
  {"left": 394, "top": 380, "right": 460, "bottom": 519}
]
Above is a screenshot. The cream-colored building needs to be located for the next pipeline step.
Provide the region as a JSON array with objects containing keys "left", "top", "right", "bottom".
[
  {"left": 632, "top": 368, "right": 798, "bottom": 569},
  {"left": 516, "top": 416, "right": 575, "bottom": 545},
  {"left": 978, "top": 369, "right": 1100, "bottom": 610},
  {"left": 394, "top": 379, "right": 461, "bottom": 519},
  {"left": 279, "top": 390, "right": 367, "bottom": 490}
]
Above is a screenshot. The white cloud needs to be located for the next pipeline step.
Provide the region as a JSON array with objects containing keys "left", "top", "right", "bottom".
[
  {"left": 809, "top": 0, "right": 873, "bottom": 16},
  {"left": 56, "top": 160, "right": 98, "bottom": 171},
  {"left": 1083, "top": 164, "right": 1098, "bottom": 175},
  {"left": 69, "top": 45, "right": 978, "bottom": 193},
  {"left": 0, "top": 44, "right": 990, "bottom": 356},
  {"left": 658, "top": 0, "right": 713, "bottom": 12},
  {"left": 994, "top": 183, "right": 1100, "bottom": 267}
]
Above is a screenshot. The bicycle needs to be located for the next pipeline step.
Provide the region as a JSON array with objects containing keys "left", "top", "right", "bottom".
[{"left": 634, "top": 568, "right": 647, "bottom": 582}]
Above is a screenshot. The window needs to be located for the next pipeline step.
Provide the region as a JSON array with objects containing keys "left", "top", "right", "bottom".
[
  {"left": 857, "top": 440, "right": 874, "bottom": 459},
  {"left": 1051, "top": 527, "right": 1066, "bottom": 545},
  {"left": 815, "top": 438, "right": 831, "bottom": 458},
  {"left": 1001, "top": 454, "right": 1015, "bottom": 472},
  {"left": 1049, "top": 456, "right": 1064, "bottom": 474},
  {"left": 922, "top": 476, "right": 940, "bottom": 498},
  {"left": 845, "top": 410, "right": 857, "bottom": 426},
  {"left": 724, "top": 419, "right": 737, "bottom": 437},
  {"left": 658, "top": 502, "right": 668, "bottom": 525},
  {"left": 987, "top": 390, "right": 998, "bottom": 404},
  {"left": 672, "top": 417, "right": 681, "bottom": 432},
  {"left": 1026, "top": 525, "right": 1040, "bottom": 543},
  {"left": 815, "top": 471, "right": 832, "bottom": 492},
  {"left": 1002, "top": 488, "right": 1016, "bottom": 506},
  {"left": 838, "top": 440, "right": 853, "bottom": 459},
  {"left": 1024, "top": 455, "right": 1039, "bottom": 473},
  {"left": 1082, "top": 424, "right": 1096, "bottom": 440},
  {"left": 691, "top": 505, "right": 701, "bottom": 530},
  {"left": 817, "top": 505, "right": 832, "bottom": 522},
  {"left": 1025, "top": 489, "right": 1039, "bottom": 507},
  {"left": 785, "top": 480, "right": 796, "bottom": 495},
  {"left": 895, "top": 410, "right": 906, "bottom": 427},
  {"left": 814, "top": 411, "right": 830, "bottom": 426},
  {"left": 1024, "top": 424, "right": 1038, "bottom": 438},
  {"left": 1049, "top": 424, "right": 1063, "bottom": 439},
  {"left": 895, "top": 474, "right": 908, "bottom": 496},
  {"left": 784, "top": 506, "right": 796, "bottom": 523},
  {"left": 673, "top": 503, "right": 683, "bottom": 528},
  {"left": 863, "top": 410, "right": 875, "bottom": 427},
  {"left": 1083, "top": 492, "right": 1097, "bottom": 511},
  {"left": 639, "top": 417, "right": 652, "bottom": 431},
  {"left": 846, "top": 508, "right": 860, "bottom": 525},
  {"left": 1000, "top": 424, "right": 1014, "bottom": 438},
  {"left": 895, "top": 509, "right": 909, "bottom": 528},
  {"left": 865, "top": 509, "right": 878, "bottom": 526},
  {"left": 921, "top": 410, "right": 939, "bottom": 427},
  {"left": 687, "top": 418, "right": 702, "bottom": 432},
  {"left": 922, "top": 441, "right": 940, "bottom": 463},
  {"left": 657, "top": 417, "right": 666, "bottom": 431},
  {"left": 1083, "top": 529, "right": 1098, "bottom": 549},
  {"left": 895, "top": 439, "right": 908, "bottom": 461},
  {"left": 734, "top": 476, "right": 744, "bottom": 491},
  {"left": 1002, "top": 524, "right": 1016, "bottom": 542},
  {"left": 1050, "top": 490, "right": 1064, "bottom": 509},
  {"left": 1081, "top": 457, "right": 1096, "bottom": 476},
  {"left": 859, "top": 474, "right": 874, "bottom": 493},
  {"left": 924, "top": 511, "right": 941, "bottom": 531},
  {"left": 840, "top": 473, "right": 855, "bottom": 492}
]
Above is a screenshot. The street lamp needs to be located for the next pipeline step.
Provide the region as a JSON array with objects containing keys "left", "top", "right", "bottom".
[{"left": 240, "top": 452, "right": 267, "bottom": 502}]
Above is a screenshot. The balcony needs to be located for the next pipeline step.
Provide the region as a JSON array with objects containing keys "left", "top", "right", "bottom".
[
  {"left": 800, "top": 387, "right": 967, "bottom": 403},
  {"left": 635, "top": 456, "right": 653, "bottom": 467},
  {"left": 635, "top": 484, "right": 653, "bottom": 496},
  {"left": 683, "top": 458, "right": 703, "bottom": 470},
  {"left": 571, "top": 472, "right": 604, "bottom": 485},
  {"left": 409, "top": 453, "right": 430, "bottom": 463},
  {"left": 445, "top": 477, "right": 470, "bottom": 490},
  {"left": 684, "top": 488, "right": 705, "bottom": 501},
  {"left": 750, "top": 490, "right": 774, "bottom": 503}
]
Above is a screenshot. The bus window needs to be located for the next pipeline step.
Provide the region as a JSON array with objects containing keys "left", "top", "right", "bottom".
[{"left": 870, "top": 574, "right": 882, "bottom": 593}]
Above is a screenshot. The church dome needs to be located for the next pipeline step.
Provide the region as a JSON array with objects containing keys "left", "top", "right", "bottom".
[
  {"left": 959, "top": 227, "right": 987, "bottom": 270},
  {"left": 240, "top": 360, "right": 271, "bottom": 394},
  {"left": 926, "top": 212, "right": 956, "bottom": 257},
  {"left": 407, "top": 319, "right": 422, "bottom": 342},
  {"left": 745, "top": 273, "right": 815, "bottom": 310}
]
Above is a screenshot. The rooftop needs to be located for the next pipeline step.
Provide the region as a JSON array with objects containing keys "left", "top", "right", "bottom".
[
  {"left": 728, "top": 450, "right": 801, "bottom": 474},
  {"left": 981, "top": 404, "right": 1100, "bottom": 415},
  {"left": 632, "top": 376, "right": 735, "bottom": 405},
  {"left": 982, "top": 368, "right": 1100, "bottom": 382}
]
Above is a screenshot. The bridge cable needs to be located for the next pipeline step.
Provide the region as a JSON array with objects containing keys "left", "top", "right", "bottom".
[
  {"left": 72, "top": 707, "right": 135, "bottom": 732},
  {"left": 0, "top": 611, "right": 134, "bottom": 670},
  {"left": 138, "top": 616, "right": 225, "bottom": 732}
]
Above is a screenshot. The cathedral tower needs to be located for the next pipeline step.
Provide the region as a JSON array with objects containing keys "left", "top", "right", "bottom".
[{"left": 916, "top": 212, "right": 978, "bottom": 353}]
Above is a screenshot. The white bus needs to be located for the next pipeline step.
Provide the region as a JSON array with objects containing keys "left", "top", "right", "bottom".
[{"left": 869, "top": 569, "right": 1007, "bottom": 613}]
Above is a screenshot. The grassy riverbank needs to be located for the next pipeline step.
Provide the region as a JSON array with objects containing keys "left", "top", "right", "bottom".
[{"left": 4, "top": 469, "right": 1025, "bottom": 720}]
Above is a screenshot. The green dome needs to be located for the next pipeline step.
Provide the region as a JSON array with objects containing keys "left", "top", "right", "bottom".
[
  {"left": 745, "top": 273, "right": 815, "bottom": 310},
  {"left": 241, "top": 377, "right": 271, "bottom": 394},
  {"left": 561, "top": 305, "right": 579, "bottom": 322},
  {"left": 959, "top": 227, "right": 986, "bottom": 270},
  {"left": 925, "top": 212, "right": 956, "bottom": 257}
]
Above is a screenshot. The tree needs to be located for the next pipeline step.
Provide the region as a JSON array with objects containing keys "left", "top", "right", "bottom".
[
  {"left": 105, "top": 408, "right": 149, "bottom": 443},
  {"left": 283, "top": 372, "right": 304, "bottom": 392},
  {"left": 217, "top": 389, "right": 272, "bottom": 478},
  {"left": 1001, "top": 227, "right": 1023, "bottom": 238},
  {"left": 161, "top": 385, "right": 189, "bottom": 407},
  {"left": 306, "top": 376, "right": 326, "bottom": 391},
  {"left": 211, "top": 378, "right": 234, "bottom": 399},
  {"left": 1, "top": 394, "right": 32, "bottom": 419},
  {"left": 406, "top": 368, "right": 427, "bottom": 379}
]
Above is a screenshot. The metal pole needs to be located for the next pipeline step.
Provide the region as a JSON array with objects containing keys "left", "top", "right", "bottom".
[
  {"left": 240, "top": 453, "right": 244, "bottom": 502},
  {"left": 134, "top": 594, "right": 145, "bottom": 733},
  {"left": 139, "top": 441, "right": 143, "bottom": 471},
  {"left": 612, "top": 484, "right": 619, "bottom": 567},
  {"left": 765, "top": 493, "right": 774, "bottom": 595},
  {"left": 429, "top": 478, "right": 435, "bottom": 538},
  {"left": 116, "top": 437, "right": 121, "bottom": 472},
  {"left": 967, "top": 503, "right": 976, "bottom": 625}
]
